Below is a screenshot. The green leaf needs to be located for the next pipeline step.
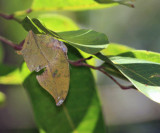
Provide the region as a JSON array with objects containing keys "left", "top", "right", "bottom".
[
  {"left": 98, "top": 44, "right": 160, "bottom": 103},
  {"left": 38, "top": 14, "right": 79, "bottom": 32},
  {"left": 58, "top": 29, "right": 109, "bottom": 54},
  {"left": 31, "top": 0, "right": 119, "bottom": 11},
  {"left": 101, "top": 43, "right": 134, "bottom": 56},
  {"left": 101, "top": 63, "right": 127, "bottom": 80},
  {"left": 22, "top": 16, "right": 109, "bottom": 54},
  {"left": 22, "top": 16, "right": 59, "bottom": 38},
  {"left": 0, "top": 64, "right": 17, "bottom": 76},
  {"left": 118, "top": 50, "right": 160, "bottom": 63},
  {"left": 0, "top": 63, "right": 30, "bottom": 85},
  {"left": 0, "top": 91, "right": 6, "bottom": 106},
  {"left": 32, "top": 18, "right": 60, "bottom": 38},
  {"left": 23, "top": 45, "right": 106, "bottom": 133},
  {"left": 95, "top": 51, "right": 127, "bottom": 81},
  {"left": 109, "top": 51, "right": 160, "bottom": 103},
  {"left": 103, "top": 43, "right": 160, "bottom": 63},
  {"left": 95, "top": 44, "right": 134, "bottom": 80},
  {"left": 22, "top": 16, "right": 43, "bottom": 34}
]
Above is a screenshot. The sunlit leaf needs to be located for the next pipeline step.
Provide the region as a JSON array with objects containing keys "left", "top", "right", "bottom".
[
  {"left": 23, "top": 45, "right": 106, "bottom": 133},
  {"left": 101, "top": 43, "right": 160, "bottom": 63},
  {"left": 21, "top": 31, "right": 69, "bottom": 106},
  {"left": 118, "top": 50, "right": 160, "bottom": 63},
  {"left": 0, "top": 63, "right": 30, "bottom": 85},
  {"left": 32, "top": 18, "right": 60, "bottom": 38},
  {"left": 101, "top": 43, "right": 134, "bottom": 56},
  {"left": 31, "top": 0, "right": 119, "bottom": 11},
  {"left": 0, "top": 91, "right": 6, "bottom": 106},
  {"left": 38, "top": 14, "right": 79, "bottom": 32}
]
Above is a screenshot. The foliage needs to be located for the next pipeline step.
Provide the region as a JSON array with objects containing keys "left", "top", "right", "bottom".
[{"left": 0, "top": 0, "right": 159, "bottom": 133}]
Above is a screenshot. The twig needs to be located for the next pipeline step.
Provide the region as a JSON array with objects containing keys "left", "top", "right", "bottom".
[
  {"left": 0, "top": 13, "right": 14, "bottom": 19},
  {"left": 0, "top": 36, "right": 23, "bottom": 50},
  {"left": 119, "top": 2, "right": 135, "bottom": 8},
  {"left": 68, "top": 57, "right": 136, "bottom": 90},
  {"left": 0, "top": 13, "right": 21, "bottom": 23},
  {"left": 0, "top": 8, "right": 32, "bottom": 23},
  {"left": 14, "top": 8, "right": 32, "bottom": 16}
]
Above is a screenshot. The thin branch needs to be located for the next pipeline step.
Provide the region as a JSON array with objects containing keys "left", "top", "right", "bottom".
[
  {"left": 68, "top": 58, "right": 136, "bottom": 90},
  {"left": 0, "top": 13, "right": 14, "bottom": 19},
  {"left": 14, "top": 8, "right": 32, "bottom": 16},
  {"left": 119, "top": 2, "right": 135, "bottom": 8},
  {"left": 0, "top": 13, "right": 21, "bottom": 23},
  {"left": 0, "top": 36, "right": 23, "bottom": 50},
  {"left": 0, "top": 8, "right": 32, "bottom": 23}
]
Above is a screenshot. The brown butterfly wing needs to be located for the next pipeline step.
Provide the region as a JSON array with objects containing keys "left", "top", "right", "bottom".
[{"left": 21, "top": 31, "right": 70, "bottom": 106}]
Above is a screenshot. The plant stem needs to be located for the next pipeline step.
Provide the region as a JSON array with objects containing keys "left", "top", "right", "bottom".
[
  {"left": 0, "top": 8, "right": 32, "bottom": 23},
  {"left": 68, "top": 57, "right": 136, "bottom": 90},
  {"left": 14, "top": 8, "right": 32, "bottom": 17},
  {"left": 0, "top": 36, "right": 23, "bottom": 50},
  {"left": 0, "top": 13, "right": 21, "bottom": 23}
]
